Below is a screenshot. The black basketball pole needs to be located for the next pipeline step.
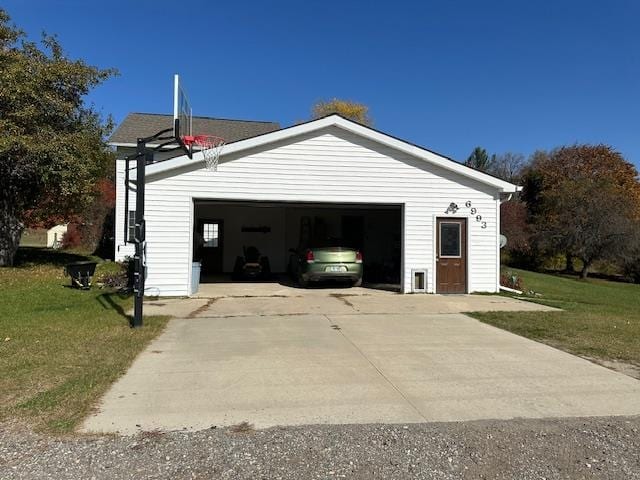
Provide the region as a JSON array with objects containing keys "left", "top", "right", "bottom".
[
  {"left": 132, "top": 138, "right": 148, "bottom": 328},
  {"left": 126, "top": 127, "right": 179, "bottom": 328}
]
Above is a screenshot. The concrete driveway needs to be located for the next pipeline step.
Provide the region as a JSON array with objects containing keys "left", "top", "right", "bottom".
[
  {"left": 141, "top": 282, "right": 559, "bottom": 318},
  {"left": 84, "top": 292, "right": 640, "bottom": 434}
]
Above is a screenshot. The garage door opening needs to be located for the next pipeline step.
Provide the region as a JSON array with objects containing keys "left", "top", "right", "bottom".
[{"left": 192, "top": 200, "right": 402, "bottom": 291}]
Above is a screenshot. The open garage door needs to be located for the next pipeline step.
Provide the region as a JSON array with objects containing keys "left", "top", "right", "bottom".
[{"left": 193, "top": 200, "right": 402, "bottom": 290}]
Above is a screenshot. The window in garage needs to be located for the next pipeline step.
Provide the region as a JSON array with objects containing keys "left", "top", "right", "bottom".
[{"left": 203, "top": 222, "right": 219, "bottom": 248}]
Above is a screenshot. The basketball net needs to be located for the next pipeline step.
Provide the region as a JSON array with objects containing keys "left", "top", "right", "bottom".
[{"left": 183, "top": 135, "right": 225, "bottom": 171}]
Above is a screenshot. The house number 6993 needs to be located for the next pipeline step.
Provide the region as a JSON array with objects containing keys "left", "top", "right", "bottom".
[{"left": 465, "top": 201, "right": 487, "bottom": 228}]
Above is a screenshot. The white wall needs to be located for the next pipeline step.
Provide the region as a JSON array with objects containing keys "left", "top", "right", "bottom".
[
  {"left": 115, "top": 148, "right": 203, "bottom": 263},
  {"left": 114, "top": 158, "right": 136, "bottom": 260},
  {"left": 116, "top": 126, "right": 501, "bottom": 296},
  {"left": 46, "top": 224, "right": 67, "bottom": 248}
]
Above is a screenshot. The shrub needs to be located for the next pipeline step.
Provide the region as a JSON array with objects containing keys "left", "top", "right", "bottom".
[
  {"left": 94, "top": 260, "right": 131, "bottom": 290},
  {"left": 60, "top": 224, "right": 82, "bottom": 249},
  {"left": 76, "top": 179, "right": 116, "bottom": 258},
  {"left": 623, "top": 258, "right": 640, "bottom": 284},
  {"left": 500, "top": 271, "right": 524, "bottom": 291},
  {"left": 503, "top": 249, "right": 544, "bottom": 271}
]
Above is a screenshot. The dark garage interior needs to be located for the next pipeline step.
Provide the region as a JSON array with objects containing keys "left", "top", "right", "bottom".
[{"left": 193, "top": 200, "right": 402, "bottom": 287}]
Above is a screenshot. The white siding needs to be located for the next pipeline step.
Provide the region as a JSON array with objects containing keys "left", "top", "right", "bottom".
[
  {"left": 118, "top": 126, "right": 501, "bottom": 296},
  {"left": 114, "top": 158, "right": 135, "bottom": 260}
]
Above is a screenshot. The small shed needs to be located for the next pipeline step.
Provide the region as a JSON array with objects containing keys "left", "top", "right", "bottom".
[{"left": 47, "top": 224, "right": 67, "bottom": 249}]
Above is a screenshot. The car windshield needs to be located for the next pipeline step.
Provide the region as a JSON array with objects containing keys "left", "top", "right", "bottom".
[{"left": 311, "top": 237, "right": 350, "bottom": 248}]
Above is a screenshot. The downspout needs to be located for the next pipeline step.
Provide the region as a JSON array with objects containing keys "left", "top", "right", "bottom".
[
  {"left": 500, "top": 285, "right": 523, "bottom": 295},
  {"left": 500, "top": 192, "right": 513, "bottom": 204},
  {"left": 498, "top": 188, "right": 522, "bottom": 294}
]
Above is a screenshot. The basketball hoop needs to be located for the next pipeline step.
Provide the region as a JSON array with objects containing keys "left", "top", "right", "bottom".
[
  {"left": 173, "top": 75, "right": 224, "bottom": 169},
  {"left": 182, "top": 135, "right": 225, "bottom": 171}
]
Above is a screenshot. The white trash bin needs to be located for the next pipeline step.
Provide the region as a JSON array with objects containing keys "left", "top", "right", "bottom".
[{"left": 191, "top": 262, "right": 201, "bottom": 295}]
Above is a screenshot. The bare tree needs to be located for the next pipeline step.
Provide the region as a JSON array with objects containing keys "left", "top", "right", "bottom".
[{"left": 489, "top": 152, "right": 527, "bottom": 183}]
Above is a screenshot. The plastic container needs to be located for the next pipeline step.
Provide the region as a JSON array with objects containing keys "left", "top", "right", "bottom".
[
  {"left": 191, "top": 262, "right": 201, "bottom": 295},
  {"left": 65, "top": 261, "right": 98, "bottom": 290}
]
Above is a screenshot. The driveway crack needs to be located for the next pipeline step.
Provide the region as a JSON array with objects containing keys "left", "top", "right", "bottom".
[
  {"left": 329, "top": 293, "right": 359, "bottom": 311},
  {"left": 323, "top": 315, "right": 427, "bottom": 422}
]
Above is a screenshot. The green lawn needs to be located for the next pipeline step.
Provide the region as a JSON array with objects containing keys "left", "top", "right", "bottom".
[
  {"left": 0, "top": 248, "right": 168, "bottom": 434},
  {"left": 19, "top": 228, "right": 47, "bottom": 247},
  {"left": 472, "top": 268, "right": 640, "bottom": 368}
]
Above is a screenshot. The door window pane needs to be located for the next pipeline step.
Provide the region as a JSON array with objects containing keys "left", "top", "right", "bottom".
[
  {"left": 203, "top": 223, "right": 219, "bottom": 248},
  {"left": 440, "top": 223, "right": 461, "bottom": 257}
]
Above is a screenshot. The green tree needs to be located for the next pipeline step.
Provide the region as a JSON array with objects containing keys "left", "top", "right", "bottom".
[
  {"left": 465, "top": 147, "right": 494, "bottom": 172},
  {"left": 0, "top": 10, "right": 116, "bottom": 266},
  {"left": 312, "top": 99, "right": 372, "bottom": 126}
]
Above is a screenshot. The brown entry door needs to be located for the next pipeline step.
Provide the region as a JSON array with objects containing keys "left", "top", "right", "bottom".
[
  {"left": 197, "top": 219, "right": 223, "bottom": 274},
  {"left": 436, "top": 218, "right": 467, "bottom": 294}
]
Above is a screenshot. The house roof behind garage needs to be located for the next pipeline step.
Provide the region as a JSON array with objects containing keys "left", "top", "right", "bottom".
[{"left": 109, "top": 113, "right": 281, "bottom": 145}]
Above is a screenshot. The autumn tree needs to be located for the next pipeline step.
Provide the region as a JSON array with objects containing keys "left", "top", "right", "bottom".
[
  {"left": 465, "top": 147, "right": 494, "bottom": 172},
  {"left": 521, "top": 145, "right": 640, "bottom": 278},
  {"left": 0, "top": 10, "right": 115, "bottom": 265},
  {"left": 312, "top": 99, "right": 372, "bottom": 126},
  {"left": 500, "top": 200, "right": 537, "bottom": 266},
  {"left": 486, "top": 151, "right": 532, "bottom": 266}
]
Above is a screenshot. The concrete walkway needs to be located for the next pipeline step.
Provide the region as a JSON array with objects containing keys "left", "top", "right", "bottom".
[{"left": 83, "top": 311, "right": 640, "bottom": 435}]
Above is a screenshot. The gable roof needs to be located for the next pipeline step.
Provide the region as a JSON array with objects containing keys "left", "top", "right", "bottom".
[
  {"left": 109, "top": 113, "right": 280, "bottom": 146},
  {"left": 145, "top": 114, "right": 520, "bottom": 192}
]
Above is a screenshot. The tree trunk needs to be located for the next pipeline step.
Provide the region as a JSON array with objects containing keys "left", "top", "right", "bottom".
[
  {"left": 0, "top": 201, "right": 23, "bottom": 267},
  {"left": 580, "top": 261, "right": 591, "bottom": 279},
  {"left": 565, "top": 253, "right": 575, "bottom": 273}
]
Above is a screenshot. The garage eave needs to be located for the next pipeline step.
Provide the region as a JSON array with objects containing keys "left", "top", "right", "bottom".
[{"left": 144, "top": 114, "right": 520, "bottom": 192}]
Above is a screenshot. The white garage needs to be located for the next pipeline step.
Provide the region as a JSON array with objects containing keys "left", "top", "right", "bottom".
[{"left": 112, "top": 114, "right": 518, "bottom": 296}]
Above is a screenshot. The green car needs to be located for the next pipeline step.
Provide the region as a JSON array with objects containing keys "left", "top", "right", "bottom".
[{"left": 288, "top": 241, "right": 363, "bottom": 287}]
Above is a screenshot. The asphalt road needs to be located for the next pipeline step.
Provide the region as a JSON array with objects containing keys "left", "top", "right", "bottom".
[{"left": 3, "top": 416, "right": 640, "bottom": 479}]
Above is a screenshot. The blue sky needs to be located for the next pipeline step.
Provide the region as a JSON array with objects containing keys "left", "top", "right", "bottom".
[{"left": 5, "top": 0, "right": 640, "bottom": 167}]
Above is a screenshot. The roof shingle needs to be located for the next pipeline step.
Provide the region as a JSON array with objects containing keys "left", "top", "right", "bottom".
[{"left": 109, "top": 113, "right": 280, "bottom": 145}]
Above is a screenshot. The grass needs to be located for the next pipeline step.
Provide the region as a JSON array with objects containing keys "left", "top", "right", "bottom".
[
  {"left": 471, "top": 268, "right": 640, "bottom": 368},
  {"left": 0, "top": 248, "right": 168, "bottom": 434},
  {"left": 19, "top": 228, "right": 47, "bottom": 247}
]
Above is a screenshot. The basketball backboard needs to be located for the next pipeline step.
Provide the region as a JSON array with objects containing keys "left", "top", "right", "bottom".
[
  {"left": 172, "top": 73, "right": 225, "bottom": 167},
  {"left": 173, "top": 74, "right": 192, "bottom": 157}
]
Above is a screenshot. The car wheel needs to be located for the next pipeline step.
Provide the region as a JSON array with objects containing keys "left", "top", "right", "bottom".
[
  {"left": 298, "top": 273, "right": 309, "bottom": 288},
  {"left": 353, "top": 277, "right": 362, "bottom": 287}
]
